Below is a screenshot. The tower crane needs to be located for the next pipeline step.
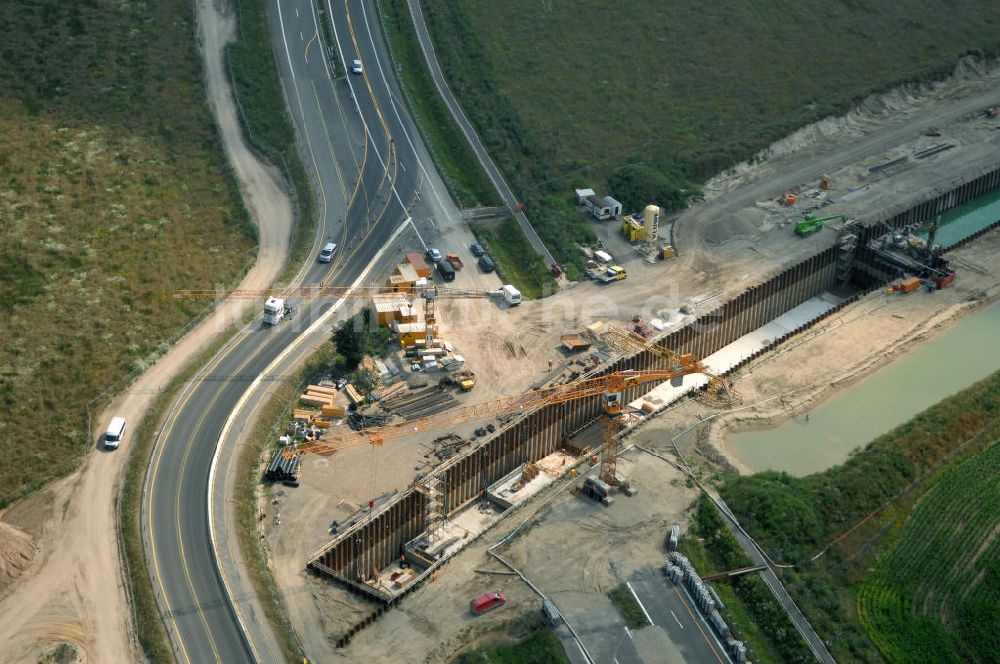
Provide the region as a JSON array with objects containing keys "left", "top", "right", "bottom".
[
  {"left": 173, "top": 282, "right": 504, "bottom": 327},
  {"left": 597, "top": 324, "right": 740, "bottom": 406},
  {"left": 288, "top": 356, "right": 706, "bottom": 489}
]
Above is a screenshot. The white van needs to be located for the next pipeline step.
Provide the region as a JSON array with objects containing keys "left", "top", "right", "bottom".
[
  {"left": 104, "top": 416, "right": 126, "bottom": 450},
  {"left": 501, "top": 284, "right": 521, "bottom": 306},
  {"left": 318, "top": 242, "right": 338, "bottom": 263}
]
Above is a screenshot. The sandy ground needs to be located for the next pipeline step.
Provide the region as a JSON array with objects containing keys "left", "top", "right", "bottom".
[
  {"left": 276, "top": 451, "right": 697, "bottom": 663},
  {"left": 266, "top": 57, "right": 1000, "bottom": 662},
  {"left": 0, "top": 1, "right": 293, "bottom": 661},
  {"left": 698, "top": 226, "right": 1000, "bottom": 474}
]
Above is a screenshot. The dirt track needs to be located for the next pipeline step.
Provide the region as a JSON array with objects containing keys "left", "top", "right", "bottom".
[{"left": 0, "top": 1, "right": 293, "bottom": 661}]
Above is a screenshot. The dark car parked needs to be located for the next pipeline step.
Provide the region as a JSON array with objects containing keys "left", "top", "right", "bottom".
[{"left": 478, "top": 255, "right": 496, "bottom": 273}]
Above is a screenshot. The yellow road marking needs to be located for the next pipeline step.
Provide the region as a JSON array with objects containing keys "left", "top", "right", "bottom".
[
  {"left": 672, "top": 586, "right": 725, "bottom": 664},
  {"left": 303, "top": 30, "right": 318, "bottom": 61},
  {"left": 147, "top": 329, "right": 256, "bottom": 663},
  {"left": 171, "top": 343, "right": 271, "bottom": 661}
]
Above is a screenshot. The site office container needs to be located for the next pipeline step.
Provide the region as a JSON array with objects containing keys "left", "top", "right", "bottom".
[{"left": 470, "top": 591, "right": 506, "bottom": 615}]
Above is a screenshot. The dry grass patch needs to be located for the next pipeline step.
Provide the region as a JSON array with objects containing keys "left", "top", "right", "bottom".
[{"left": 0, "top": 0, "right": 255, "bottom": 502}]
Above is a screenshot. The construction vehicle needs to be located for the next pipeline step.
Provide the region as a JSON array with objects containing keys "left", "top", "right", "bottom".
[
  {"left": 444, "top": 369, "right": 477, "bottom": 391},
  {"left": 890, "top": 277, "right": 922, "bottom": 294},
  {"left": 795, "top": 213, "right": 846, "bottom": 237},
  {"left": 593, "top": 265, "right": 628, "bottom": 283}
]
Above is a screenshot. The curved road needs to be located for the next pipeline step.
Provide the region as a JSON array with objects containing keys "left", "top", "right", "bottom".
[{"left": 142, "top": 0, "right": 459, "bottom": 660}]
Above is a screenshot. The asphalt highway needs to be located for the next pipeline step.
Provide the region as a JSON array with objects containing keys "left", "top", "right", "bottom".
[{"left": 142, "top": 0, "right": 447, "bottom": 660}]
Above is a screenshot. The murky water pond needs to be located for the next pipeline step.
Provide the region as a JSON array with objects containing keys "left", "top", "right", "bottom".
[{"left": 727, "top": 299, "right": 1000, "bottom": 476}]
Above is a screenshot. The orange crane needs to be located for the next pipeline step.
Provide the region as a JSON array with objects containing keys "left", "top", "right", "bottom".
[
  {"left": 597, "top": 324, "right": 739, "bottom": 406},
  {"left": 289, "top": 356, "right": 706, "bottom": 488},
  {"left": 173, "top": 283, "right": 502, "bottom": 327}
]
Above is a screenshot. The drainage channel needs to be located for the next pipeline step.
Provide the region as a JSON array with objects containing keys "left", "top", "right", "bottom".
[{"left": 313, "top": 164, "right": 1000, "bottom": 646}]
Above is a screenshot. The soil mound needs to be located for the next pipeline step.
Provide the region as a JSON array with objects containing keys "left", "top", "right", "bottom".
[{"left": 0, "top": 520, "right": 37, "bottom": 596}]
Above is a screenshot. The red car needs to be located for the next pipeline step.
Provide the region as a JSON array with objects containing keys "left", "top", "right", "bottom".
[{"left": 470, "top": 590, "right": 507, "bottom": 615}]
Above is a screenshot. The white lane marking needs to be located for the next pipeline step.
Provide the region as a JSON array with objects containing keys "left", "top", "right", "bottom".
[
  {"left": 295, "top": 8, "right": 299, "bottom": 17},
  {"left": 208, "top": 215, "right": 412, "bottom": 658},
  {"left": 627, "top": 581, "right": 656, "bottom": 627},
  {"left": 300, "top": 31, "right": 304, "bottom": 41},
  {"left": 276, "top": 2, "right": 297, "bottom": 78},
  {"left": 357, "top": 0, "right": 451, "bottom": 219},
  {"left": 325, "top": 0, "right": 417, "bottom": 233},
  {"left": 671, "top": 609, "right": 684, "bottom": 629}
]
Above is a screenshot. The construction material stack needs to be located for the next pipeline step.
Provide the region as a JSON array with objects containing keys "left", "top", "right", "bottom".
[{"left": 264, "top": 446, "right": 300, "bottom": 483}]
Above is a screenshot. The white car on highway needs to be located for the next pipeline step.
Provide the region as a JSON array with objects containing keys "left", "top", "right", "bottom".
[{"left": 351, "top": 59, "right": 363, "bottom": 75}]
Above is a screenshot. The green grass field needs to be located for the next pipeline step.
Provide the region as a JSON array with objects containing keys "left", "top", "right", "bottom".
[
  {"left": 0, "top": 0, "right": 256, "bottom": 503},
  {"left": 455, "top": 628, "right": 568, "bottom": 664},
  {"left": 856, "top": 440, "right": 999, "bottom": 664},
  {"left": 719, "top": 368, "right": 1000, "bottom": 661},
  {"left": 376, "top": 0, "right": 499, "bottom": 209},
  {"left": 471, "top": 218, "right": 557, "bottom": 299},
  {"left": 608, "top": 583, "right": 651, "bottom": 630},
  {"left": 684, "top": 496, "right": 813, "bottom": 663},
  {"left": 419, "top": 0, "right": 1000, "bottom": 269}
]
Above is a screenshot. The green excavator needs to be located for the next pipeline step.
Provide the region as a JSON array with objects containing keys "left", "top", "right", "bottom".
[{"left": 795, "top": 212, "right": 846, "bottom": 237}]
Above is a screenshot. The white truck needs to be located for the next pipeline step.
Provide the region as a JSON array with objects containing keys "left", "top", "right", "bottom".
[{"left": 263, "top": 297, "right": 289, "bottom": 325}]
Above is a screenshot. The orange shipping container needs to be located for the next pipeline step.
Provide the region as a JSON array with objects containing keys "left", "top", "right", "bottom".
[
  {"left": 406, "top": 252, "right": 431, "bottom": 278},
  {"left": 900, "top": 277, "right": 921, "bottom": 294}
]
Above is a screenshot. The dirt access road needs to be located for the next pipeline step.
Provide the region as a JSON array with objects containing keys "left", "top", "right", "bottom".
[{"left": 0, "top": 1, "right": 293, "bottom": 662}]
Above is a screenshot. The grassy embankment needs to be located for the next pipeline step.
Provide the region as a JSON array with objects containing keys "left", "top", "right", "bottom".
[
  {"left": 0, "top": 0, "right": 255, "bottom": 504},
  {"left": 233, "top": 343, "right": 340, "bottom": 664},
  {"left": 420, "top": 0, "right": 1000, "bottom": 273},
  {"left": 374, "top": 0, "right": 558, "bottom": 293},
  {"left": 608, "top": 584, "right": 651, "bottom": 630},
  {"left": 719, "top": 368, "right": 1000, "bottom": 662},
  {"left": 681, "top": 496, "right": 814, "bottom": 663},
  {"left": 120, "top": 328, "right": 244, "bottom": 662},
  {"left": 455, "top": 628, "right": 568, "bottom": 664},
  {"left": 229, "top": 0, "right": 315, "bottom": 282},
  {"left": 230, "top": 315, "right": 391, "bottom": 663},
  {"left": 471, "top": 218, "right": 556, "bottom": 299},
  {"left": 376, "top": 0, "right": 498, "bottom": 210}
]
